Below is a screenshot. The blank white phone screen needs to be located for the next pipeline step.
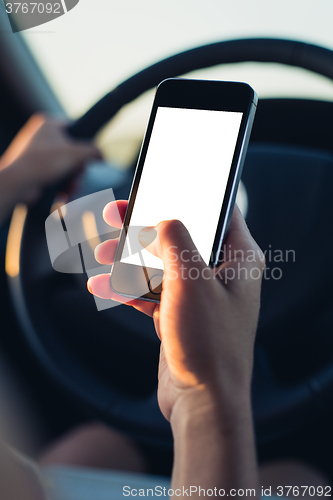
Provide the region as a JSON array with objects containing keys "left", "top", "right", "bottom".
[{"left": 121, "top": 106, "right": 243, "bottom": 270}]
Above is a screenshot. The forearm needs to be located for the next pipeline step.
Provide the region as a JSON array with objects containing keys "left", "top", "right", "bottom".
[{"left": 170, "top": 389, "right": 259, "bottom": 498}]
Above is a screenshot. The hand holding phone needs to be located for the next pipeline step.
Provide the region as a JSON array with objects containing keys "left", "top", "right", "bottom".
[
  {"left": 110, "top": 78, "right": 257, "bottom": 302},
  {"left": 88, "top": 200, "right": 264, "bottom": 420}
]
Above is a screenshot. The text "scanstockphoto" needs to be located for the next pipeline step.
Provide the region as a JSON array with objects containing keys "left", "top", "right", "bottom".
[{"left": 123, "top": 486, "right": 256, "bottom": 497}]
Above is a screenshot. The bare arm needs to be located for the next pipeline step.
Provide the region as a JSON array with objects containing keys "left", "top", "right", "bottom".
[
  {"left": 170, "top": 388, "right": 258, "bottom": 497},
  {"left": 89, "top": 201, "right": 264, "bottom": 498}
]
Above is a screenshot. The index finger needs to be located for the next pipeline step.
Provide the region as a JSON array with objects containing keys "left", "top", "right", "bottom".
[{"left": 103, "top": 200, "right": 128, "bottom": 228}]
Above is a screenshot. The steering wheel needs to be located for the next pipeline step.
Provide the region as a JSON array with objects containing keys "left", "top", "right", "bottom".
[{"left": 8, "top": 38, "right": 333, "bottom": 448}]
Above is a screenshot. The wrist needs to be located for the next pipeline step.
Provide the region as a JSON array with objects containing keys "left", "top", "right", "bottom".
[
  {"left": 1, "top": 157, "right": 41, "bottom": 205},
  {"left": 170, "top": 383, "right": 252, "bottom": 437},
  {"left": 170, "top": 385, "right": 258, "bottom": 494}
]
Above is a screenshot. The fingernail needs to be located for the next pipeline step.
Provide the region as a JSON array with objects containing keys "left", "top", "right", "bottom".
[
  {"left": 138, "top": 226, "right": 157, "bottom": 247},
  {"left": 94, "top": 242, "right": 102, "bottom": 257},
  {"left": 87, "top": 279, "right": 92, "bottom": 293},
  {"left": 139, "top": 226, "right": 154, "bottom": 233}
]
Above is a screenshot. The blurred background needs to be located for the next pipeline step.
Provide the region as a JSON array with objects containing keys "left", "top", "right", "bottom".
[
  {"left": 2, "top": 0, "right": 333, "bottom": 477},
  {"left": 20, "top": 0, "right": 333, "bottom": 166}
]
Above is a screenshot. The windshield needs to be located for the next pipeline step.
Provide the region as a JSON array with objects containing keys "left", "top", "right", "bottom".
[{"left": 21, "top": 0, "right": 333, "bottom": 165}]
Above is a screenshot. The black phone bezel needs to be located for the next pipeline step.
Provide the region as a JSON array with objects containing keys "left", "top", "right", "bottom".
[{"left": 111, "top": 78, "right": 257, "bottom": 303}]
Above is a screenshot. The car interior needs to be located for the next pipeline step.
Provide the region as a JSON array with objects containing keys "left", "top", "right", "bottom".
[{"left": 1, "top": 0, "right": 333, "bottom": 484}]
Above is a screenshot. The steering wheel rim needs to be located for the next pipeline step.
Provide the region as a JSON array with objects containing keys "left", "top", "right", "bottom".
[
  {"left": 9, "top": 38, "right": 333, "bottom": 447},
  {"left": 69, "top": 38, "right": 333, "bottom": 139}
]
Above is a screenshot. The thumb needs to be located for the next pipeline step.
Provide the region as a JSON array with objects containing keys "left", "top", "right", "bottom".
[{"left": 139, "top": 220, "right": 207, "bottom": 279}]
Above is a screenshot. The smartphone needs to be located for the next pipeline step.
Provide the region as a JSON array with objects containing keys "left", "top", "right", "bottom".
[{"left": 110, "top": 78, "right": 257, "bottom": 303}]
